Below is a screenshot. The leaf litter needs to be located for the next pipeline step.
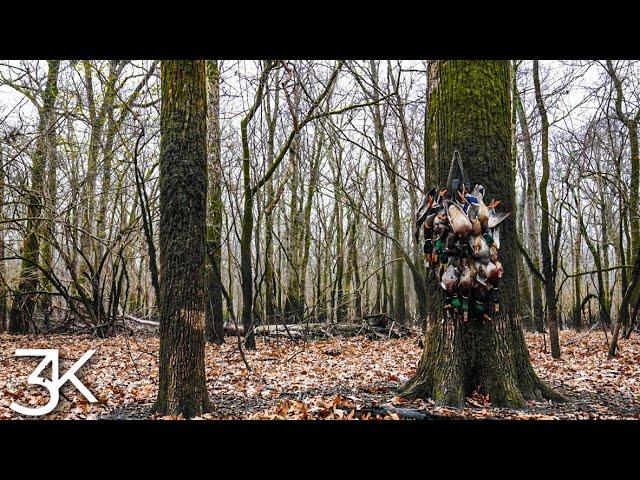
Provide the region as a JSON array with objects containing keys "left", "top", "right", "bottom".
[{"left": 0, "top": 329, "right": 638, "bottom": 420}]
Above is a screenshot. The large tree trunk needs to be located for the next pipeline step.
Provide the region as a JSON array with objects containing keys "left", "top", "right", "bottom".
[
  {"left": 204, "top": 60, "right": 224, "bottom": 345},
  {"left": 154, "top": 60, "right": 211, "bottom": 418},
  {"left": 9, "top": 60, "right": 60, "bottom": 333},
  {"left": 403, "top": 60, "right": 562, "bottom": 407},
  {"left": 40, "top": 61, "right": 64, "bottom": 316}
]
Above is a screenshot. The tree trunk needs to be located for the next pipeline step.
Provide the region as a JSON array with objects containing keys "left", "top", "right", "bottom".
[
  {"left": 403, "top": 60, "right": 562, "bottom": 407},
  {"left": 573, "top": 209, "right": 583, "bottom": 330},
  {"left": 9, "top": 59, "right": 60, "bottom": 333},
  {"left": 263, "top": 71, "right": 280, "bottom": 325},
  {"left": 369, "top": 60, "right": 406, "bottom": 325},
  {"left": 0, "top": 146, "right": 6, "bottom": 332},
  {"left": 40, "top": 61, "right": 63, "bottom": 315},
  {"left": 332, "top": 147, "right": 347, "bottom": 323},
  {"left": 154, "top": 60, "right": 211, "bottom": 418},
  {"left": 204, "top": 60, "right": 224, "bottom": 345},
  {"left": 515, "top": 90, "right": 545, "bottom": 333},
  {"left": 532, "top": 60, "right": 561, "bottom": 359}
]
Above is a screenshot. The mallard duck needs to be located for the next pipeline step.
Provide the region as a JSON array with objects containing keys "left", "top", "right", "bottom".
[
  {"left": 463, "top": 193, "right": 482, "bottom": 236},
  {"left": 425, "top": 211, "right": 437, "bottom": 229},
  {"left": 435, "top": 261, "right": 446, "bottom": 284},
  {"left": 488, "top": 211, "right": 510, "bottom": 229},
  {"left": 487, "top": 260, "right": 504, "bottom": 286},
  {"left": 469, "top": 234, "right": 490, "bottom": 263},
  {"left": 487, "top": 198, "right": 511, "bottom": 229},
  {"left": 475, "top": 261, "right": 494, "bottom": 289},
  {"left": 470, "top": 217, "right": 482, "bottom": 236},
  {"left": 474, "top": 278, "right": 491, "bottom": 298},
  {"left": 444, "top": 231, "right": 458, "bottom": 252},
  {"left": 415, "top": 187, "right": 438, "bottom": 242},
  {"left": 484, "top": 261, "right": 497, "bottom": 283},
  {"left": 489, "top": 243, "right": 499, "bottom": 263},
  {"left": 416, "top": 188, "right": 436, "bottom": 219},
  {"left": 433, "top": 206, "right": 449, "bottom": 237},
  {"left": 440, "top": 262, "right": 460, "bottom": 293},
  {"left": 447, "top": 202, "right": 472, "bottom": 238},
  {"left": 471, "top": 184, "right": 490, "bottom": 232},
  {"left": 475, "top": 264, "right": 487, "bottom": 287},
  {"left": 458, "top": 259, "right": 476, "bottom": 296},
  {"left": 491, "top": 227, "right": 501, "bottom": 249}
]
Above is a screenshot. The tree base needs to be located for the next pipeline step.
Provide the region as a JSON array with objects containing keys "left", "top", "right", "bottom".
[
  {"left": 152, "top": 394, "right": 212, "bottom": 419},
  {"left": 402, "top": 312, "right": 565, "bottom": 408}
]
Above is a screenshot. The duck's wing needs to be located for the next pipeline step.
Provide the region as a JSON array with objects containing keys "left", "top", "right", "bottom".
[
  {"left": 414, "top": 196, "right": 431, "bottom": 242},
  {"left": 491, "top": 227, "right": 501, "bottom": 249},
  {"left": 488, "top": 211, "right": 510, "bottom": 229}
]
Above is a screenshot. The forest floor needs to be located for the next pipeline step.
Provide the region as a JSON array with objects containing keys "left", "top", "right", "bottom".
[{"left": 1, "top": 329, "right": 639, "bottom": 420}]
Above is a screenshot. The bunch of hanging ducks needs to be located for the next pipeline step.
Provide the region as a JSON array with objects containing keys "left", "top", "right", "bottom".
[{"left": 415, "top": 183, "right": 510, "bottom": 322}]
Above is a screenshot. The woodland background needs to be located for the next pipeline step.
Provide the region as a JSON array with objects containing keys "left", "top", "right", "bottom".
[{"left": 0, "top": 60, "right": 639, "bottom": 419}]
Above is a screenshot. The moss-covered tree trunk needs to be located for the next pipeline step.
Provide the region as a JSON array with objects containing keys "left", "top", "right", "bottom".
[
  {"left": 403, "top": 60, "right": 562, "bottom": 407},
  {"left": 204, "top": 60, "right": 224, "bottom": 345},
  {"left": 154, "top": 60, "right": 211, "bottom": 418},
  {"left": 40, "top": 61, "right": 63, "bottom": 316},
  {"left": 9, "top": 60, "right": 60, "bottom": 333},
  {"left": 263, "top": 72, "right": 280, "bottom": 325}
]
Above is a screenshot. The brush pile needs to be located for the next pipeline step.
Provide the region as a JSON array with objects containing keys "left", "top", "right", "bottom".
[{"left": 415, "top": 153, "right": 510, "bottom": 322}]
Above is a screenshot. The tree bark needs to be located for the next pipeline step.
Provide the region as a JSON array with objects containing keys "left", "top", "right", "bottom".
[{"left": 154, "top": 60, "right": 211, "bottom": 418}]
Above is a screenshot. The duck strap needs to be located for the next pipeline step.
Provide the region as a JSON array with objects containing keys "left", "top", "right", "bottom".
[{"left": 446, "top": 150, "right": 471, "bottom": 194}]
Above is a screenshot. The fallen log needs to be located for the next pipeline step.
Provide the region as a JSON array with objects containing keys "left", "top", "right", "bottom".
[
  {"left": 119, "top": 314, "right": 413, "bottom": 340},
  {"left": 224, "top": 322, "right": 414, "bottom": 339},
  {"left": 123, "top": 314, "right": 159, "bottom": 327}
]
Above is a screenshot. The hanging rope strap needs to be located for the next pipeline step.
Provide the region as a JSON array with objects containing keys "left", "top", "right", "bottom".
[{"left": 445, "top": 150, "right": 471, "bottom": 194}]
